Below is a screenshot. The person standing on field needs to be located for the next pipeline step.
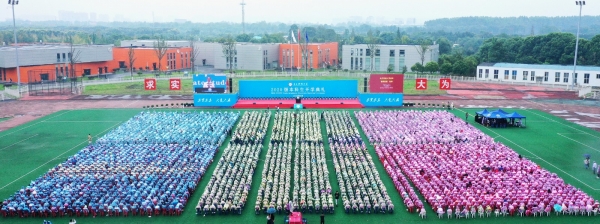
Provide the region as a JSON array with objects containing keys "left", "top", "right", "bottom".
[{"left": 88, "top": 134, "right": 92, "bottom": 145}]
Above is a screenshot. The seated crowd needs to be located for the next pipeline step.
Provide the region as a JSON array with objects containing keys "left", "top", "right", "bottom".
[
  {"left": 1, "top": 111, "right": 239, "bottom": 218},
  {"left": 292, "top": 112, "right": 335, "bottom": 214},
  {"left": 256, "top": 111, "right": 293, "bottom": 215},
  {"left": 356, "top": 110, "right": 599, "bottom": 218},
  {"left": 324, "top": 111, "right": 394, "bottom": 214},
  {"left": 197, "top": 111, "right": 270, "bottom": 216}
]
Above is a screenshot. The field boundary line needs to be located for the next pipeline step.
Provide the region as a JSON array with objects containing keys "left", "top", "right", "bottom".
[
  {"left": 42, "top": 121, "right": 123, "bottom": 123},
  {"left": 526, "top": 109, "right": 600, "bottom": 139},
  {"left": 0, "top": 121, "right": 122, "bottom": 191},
  {"left": 0, "top": 134, "right": 39, "bottom": 151},
  {"left": 0, "top": 110, "right": 72, "bottom": 138},
  {"left": 556, "top": 133, "right": 600, "bottom": 153}
]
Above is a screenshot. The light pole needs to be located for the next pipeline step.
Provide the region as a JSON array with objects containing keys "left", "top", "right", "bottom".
[
  {"left": 9, "top": 0, "right": 20, "bottom": 96},
  {"left": 571, "top": 1, "right": 585, "bottom": 90}
]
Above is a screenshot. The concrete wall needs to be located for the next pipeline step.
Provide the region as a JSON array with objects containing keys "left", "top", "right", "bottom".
[
  {"left": 0, "top": 44, "right": 114, "bottom": 68},
  {"left": 214, "top": 43, "right": 279, "bottom": 71},
  {"left": 341, "top": 44, "right": 439, "bottom": 72}
]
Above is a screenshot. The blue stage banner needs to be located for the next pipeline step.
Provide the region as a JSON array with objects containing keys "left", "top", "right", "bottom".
[
  {"left": 193, "top": 94, "right": 238, "bottom": 107},
  {"left": 193, "top": 74, "right": 227, "bottom": 94},
  {"left": 359, "top": 93, "right": 404, "bottom": 107},
  {"left": 239, "top": 80, "right": 358, "bottom": 98}
]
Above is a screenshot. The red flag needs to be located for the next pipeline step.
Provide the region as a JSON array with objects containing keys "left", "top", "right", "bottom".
[
  {"left": 144, "top": 79, "right": 156, "bottom": 90},
  {"left": 415, "top": 78, "right": 428, "bottom": 90}
]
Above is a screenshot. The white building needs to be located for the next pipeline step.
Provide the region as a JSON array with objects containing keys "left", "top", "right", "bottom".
[
  {"left": 476, "top": 63, "right": 600, "bottom": 87},
  {"left": 341, "top": 44, "right": 439, "bottom": 72},
  {"left": 213, "top": 43, "right": 279, "bottom": 71}
]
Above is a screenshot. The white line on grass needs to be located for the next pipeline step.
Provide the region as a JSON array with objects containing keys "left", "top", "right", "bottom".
[
  {"left": 0, "top": 134, "right": 38, "bottom": 151},
  {"left": 0, "top": 121, "right": 122, "bottom": 191},
  {"left": 0, "top": 110, "right": 72, "bottom": 138},
  {"left": 526, "top": 109, "right": 600, "bottom": 139},
  {"left": 556, "top": 133, "right": 600, "bottom": 153},
  {"left": 456, "top": 108, "right": 599, "bottom": 191}
]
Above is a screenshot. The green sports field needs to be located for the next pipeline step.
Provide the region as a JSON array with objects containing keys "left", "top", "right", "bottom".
[{"left": 1, "top": 108, "right": 600, "bottom": 224}]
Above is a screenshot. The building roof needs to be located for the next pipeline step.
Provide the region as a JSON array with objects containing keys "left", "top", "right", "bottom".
[
  {"left": 0, "top": 44, "right": 113, "bottom": 52},
  {"left": 480, "top": 63, "right": 600, "bottom": 72}
]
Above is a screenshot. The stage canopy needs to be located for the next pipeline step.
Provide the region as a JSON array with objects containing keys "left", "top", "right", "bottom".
[
  {"left": 506, "top": 112, "right": 526, "bottom": 119},
  {"left": 483, "top": 111, "right": 508, "bottom": 119},
  {"left": 476, "top": 109, "right": 489, "bottom": 115}
]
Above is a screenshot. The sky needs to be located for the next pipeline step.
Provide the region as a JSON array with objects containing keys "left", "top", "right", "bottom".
[{"left": 2, "top": 0, "right": 599, "bottom": 25}]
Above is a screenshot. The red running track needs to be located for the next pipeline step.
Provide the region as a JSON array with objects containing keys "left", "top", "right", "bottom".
[{"left": 232, "top": 99, "right": 364, "bottom": 109}]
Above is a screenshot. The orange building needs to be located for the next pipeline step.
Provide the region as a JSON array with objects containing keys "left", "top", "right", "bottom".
[
  {"left": 0, "top": 44, "right": 114, "bottom": 83},
  {"left": 279, "top": 42, "right": 338, "bottom": 70},
  {"left": 109, "top": 47, "right": 192, "bottom": 72}
]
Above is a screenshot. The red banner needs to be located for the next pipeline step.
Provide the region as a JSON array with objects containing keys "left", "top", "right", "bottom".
[
  {"left": 439, "top": 78, "right": 451, "bottom": 90},
  {"left": 369, "top": 74, "right": 404, "bottom": 93},
  {"left": 144, "top": 79, "right": 156, "bottom": 90},
  {"left": 415, "top": 78, "right": 427, "bottom": 90},
  {"left": 169, "top": 79, "right": 181, "bottom": 90}
]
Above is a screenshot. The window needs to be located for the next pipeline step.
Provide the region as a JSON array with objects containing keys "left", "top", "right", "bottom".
[
  {"left": 596, "top": 74, "right": 600, "bottom": 79},
  {"left": 523, "top": 71, "right": 528, "bottom": 81},
  {"left": 530, "top": 71, "right": 535, "bottom": 81},
  {"left": 485, "top": 69, "right": 489, "bottom": 78},
  {"left": 493, "top": 70, "right": 499, "bottom": 79},
  {"left": 365, "top": 49, "right": 370, "bottom": 56},
  {"left": 375, "top": 49, "right": 380, "bottom": 56},
  {"left": 544, "top": 72, "right": 549, "bottom": 82},
  {"left": 375, "top": 58, "right": 380, "bottom": 70},
  {"left": 56, "top": 53, "right": 60, "bottom": 62},
  {"left": 390, "top": 50, "right": 395, "bottom": 57},
  {"left": 350, "top": 49, "right": 354, "bottom": 56},
  {"left": 478, "top": 69, "right": 483, "bottom": 78},
  {"left": 512, "top": 70, "right": 517, "bottom": 80},
  {"left": 350, "top": 57, "right": 354, "bottom": 70},
  {"left": 504, "top": 70, "right": 509, "bottom": 79},
  {"left": 584, "top": 73, "right": 590, "bottom": 84},
  {"left": 399, "top": 50, "right": 405, "bottom": 55},
  {"left": 360, "top": 49, "right": 363, "bottom": 56},
  {"left": 574, "top": 73, "right": 578, "bottom": 84},
  {"left": 359, "top": 58, "right": 363, "bottom": 70},
  {"left": 563, "top": 73, "right": 569, "bottom": 83},
  {"left": 555, "top": 72, "right": 560, "bottom": 82}
]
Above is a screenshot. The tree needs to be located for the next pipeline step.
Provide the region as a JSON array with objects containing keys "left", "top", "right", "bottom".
[
  {"left": 66, "top": 35, "right": 81, "bottom": 78},
  {"left": 128, "top": 45, "right": 137, "bottom": 78},
  {"left": 411, "top": 63, "right": 424, "bottom": 74},
  {"left": 189, "top": 36, "right": 201, "bottom": 74},
  {"left": 425, "top": 61, "right": 439, "bottom": 74},
  {"left": 220, "top": 35, "right": 237, "bottom": 73},
  {"left": 415, "top": 41, "right": 431, "bottom": 68},
  {"left": 440, "top": 62, "right": 453, "bottom": 75},
  {"left": 366, "top": 30, "right": 380, "bottom": 72},
  {"left": 437, "top": 37, "right": 452, "bottom": 55},
  {"left": 402, "top": 65, "right": 408, "bottom": 74},
  {"left": 153, "top": 37, "right": 168, "bottom": 75},
  {"left": 387, "top": 64, "right": 394, "bottom": 73}
]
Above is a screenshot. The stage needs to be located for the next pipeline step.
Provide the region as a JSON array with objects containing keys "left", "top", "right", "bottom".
[{"left": 232, "top": 98, "right": 364, "bottom": 109}]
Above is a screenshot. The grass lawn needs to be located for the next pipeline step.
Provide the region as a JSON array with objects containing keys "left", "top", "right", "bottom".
[
  {"left": 0, "top": 117, "right": 10, "bottom": 123},
  {"left": 3, "top": 108, "right": 597, "bottom": 224},
  {"left": 82, "top": 76, "right": 446, "bottom": 95}
]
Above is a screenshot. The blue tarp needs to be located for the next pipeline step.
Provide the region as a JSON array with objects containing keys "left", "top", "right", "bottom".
[
  {"left": 483, "top": 111, "right": 508, "bottom": 119},
  {"left": 506, "top": 112, "right": 526, "bottom": 119},
  {"left": 490, "top": 109, "right": 510, "bottom": 114},
  {"left": 476, "top": 109, "right": 489, "bottom": 115}
]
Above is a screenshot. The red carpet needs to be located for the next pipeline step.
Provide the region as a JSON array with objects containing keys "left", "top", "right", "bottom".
[{"left": 233, "top": 99, "right": 364, "bottom": 109}]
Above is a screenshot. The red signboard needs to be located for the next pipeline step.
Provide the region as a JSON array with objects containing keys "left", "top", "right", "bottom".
[
  {"left": 439, "top": 78, "right": 451, "bottom": 90},
  {"left": 415, "top": 78, "right": 427, "bottom": 90},
  {"left": 169, "top": 79, "right": 181, "bottom": 90},
  {"left": 369, "top": 74, "right": 404, "bottom": 93},
  {"left": 144, "top": 79, "right": 156, "bottom": 90}
]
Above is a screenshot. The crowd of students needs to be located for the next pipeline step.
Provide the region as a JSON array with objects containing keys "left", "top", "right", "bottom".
[
  {"left": 325, "top": 111, "right": 394, "bottom": 214},
  {"left": 1, "top": 111, "right": 238, "bottom": 219},
  {"left": 256, "top": 111, "right": 293, "bottom": 215},
  {"left": 292, "top": 112, "right": 334, "bottom": 214},
  {"left": 196, "top": 111, "right": 270, "bottom": 216},
  {"left": 357, "top": 110, "right": 599, "bottom": 218}
]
